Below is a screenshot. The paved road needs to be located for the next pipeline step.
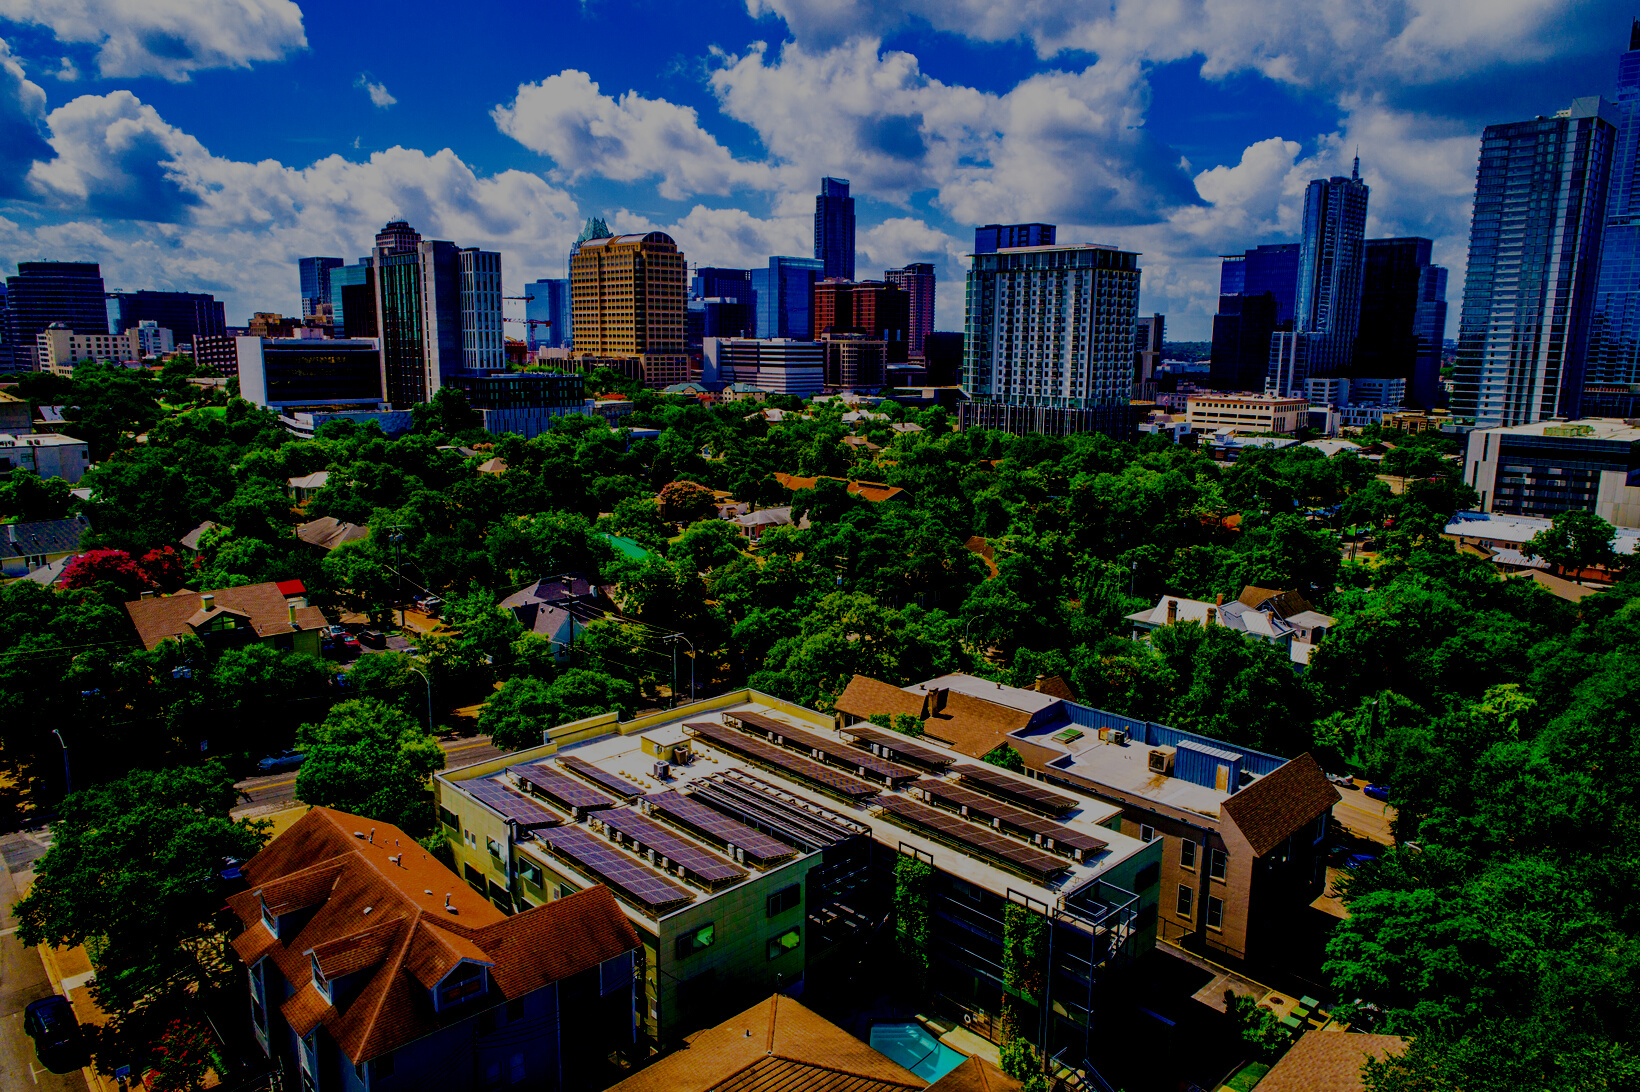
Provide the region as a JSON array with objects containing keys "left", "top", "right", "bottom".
[
  {"left": 0, "top": 864, "right": 86, "bottom": 1092},
  {"left": 1333, "top": 784, "right": 1394, "bottom": 845},
  {"left": 232, "top": 735, "right": 508, "bottom": 817}
]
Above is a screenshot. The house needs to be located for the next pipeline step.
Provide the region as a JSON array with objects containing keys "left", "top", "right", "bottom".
[
  {"left": 1256, "top": 1030, "right": 1409, "bottom": 1092},
  {"left": 0, "top": 390, "right": 31, "bottom": 434},
  {"left": 1126, "top": 587, "right": 1336, "bottom": 669},
  {"left": 497, "top": 574, "right": 610, "bottom": 659},
  {"left": 1509, "top": 569, "right": 1602, "bottom": 603},
  {"left": 226, "top": 807, "right": 641, "bottom": 1092},
  {"left": 295, "top": 516, "right": 369, "bottom": 551},
  {"left": 178, "top": 520, "right": 221, "bottom": 552},
  {"left": 833, "top": 672, "right": 1339, "bottom": 963},
  {"left": 0, "top": 516, "right": 90, "bottom": 579},
  {"left": 123, "top": 583, "right": 327, "bottom": 655},
  {"left": 0, "top": 432, "right": 92, "bottom": 483},
  {"left": 771, "top": 472, "right": 908, "bottom": 504},
  {"left": 732, "top": 506, "right": 811, "bottom": 544},
  {"left": 477, "top": 457, "right": 508, "bottom": 476},
  {"left": 287, "top": 471, "right": 330, "bottom": 503}
]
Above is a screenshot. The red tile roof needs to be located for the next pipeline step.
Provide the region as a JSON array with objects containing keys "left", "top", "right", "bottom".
[
  {"left": 226, "top": 807, "right": 639, "bottom": 1064},
  {"left": 276, "top": 579, "right": 307, "bottom": 597},
  {"left": 1221, "top": 752, "right": 1341, "bottom": 856},
  {"left": 122, "top": 582, "right": 326, "bottom": 650}
]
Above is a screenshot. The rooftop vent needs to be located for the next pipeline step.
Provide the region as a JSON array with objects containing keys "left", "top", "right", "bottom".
[
  {"left": 201, "top": 593, "right": 216, "bottom": 612},
  {"left": 444, "top": 893, "right": 457, "bottom": 914},
  {"left": 353, "top": 831, "right": 366, "bottom": 839}
]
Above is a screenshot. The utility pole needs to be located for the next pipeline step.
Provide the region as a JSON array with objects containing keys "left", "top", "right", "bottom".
[
  {"left": 388, "top": 526, "right": 408, "bottom": 630},
  {"left": 665, "top": 633, "right": 696, "bottom": 704}
]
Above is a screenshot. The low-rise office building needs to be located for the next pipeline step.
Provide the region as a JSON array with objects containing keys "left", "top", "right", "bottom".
[
  {"left": 237, "top": 337, "right": 384, "bottom": 411},
  {"left": 34, "top": 323, "right": 142, "bottom": 373},
  {"left": 1462, "top": 418, "right": 1640, "bottom": 526},
  {"left": 449, "top": 370, "right": 590, "bottom": 439},
  {"left": 1185, "top": 393, "right": 1308, "bottom": 435},
  {"left": 702, "top": 337, "right": 825, "bottom": 398},
  {"left": 434, "top": 690, "right": 1159, "bottom": 1074},
  {"left": 0, "top": 431, "right": 91, "bottom": 483},
  {"left": 1443, "top": 509, "right": 1640, "bottom": 577}
]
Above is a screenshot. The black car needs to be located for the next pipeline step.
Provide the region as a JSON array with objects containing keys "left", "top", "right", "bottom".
[{"left": 24, "top": 995, "right": 83, "bottom": 1067}]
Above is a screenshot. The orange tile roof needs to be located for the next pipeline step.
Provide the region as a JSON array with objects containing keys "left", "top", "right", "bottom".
[
  {"left": 123, "top": 582, "right": 326, "bottom": 650},
  {"left": 927, "top": 1055, "right": 1023, "bottom": 1092},
  {"left": 772, "top": 472, "right": 907, "bottom": 503},
  {"left": 225, "top": 807, "right": 639, "bottom": 1064},
  {"left": 1221, "top": 752, "right": 1340, "bottom": 856},
  {"left": 281, "top": 983, "right": 336, "bottom": 1039},
  {"left": 833, "top": 675, "right": 1034, "bottom": 760}
]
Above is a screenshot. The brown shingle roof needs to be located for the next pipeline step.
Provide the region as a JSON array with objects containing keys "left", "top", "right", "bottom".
[
  {"left": 296, "top": 516, "right": 369, "bottom": 551},
  {"left": 833, "top": 675, "right": 1034, "bottom": 760},
  {"left": 1221, "top": 752, "right": 1341, "bottom": 857},
  {"left": 772, "top": 472, "right": 907, "bottom": 503},
  {"left": 225, "top": 807, "right": 639, "bottom": 1064},
  {"left": 1236, "top": 585, "right": 1313, "bottom": 619},
  {"left": 123, "top": 582, "right": 326, "bottom": 650},
  {"left": 927, "top": 1055, "right": 1023, "bottom": 1092},
  {"left": 1255, "top": 1030, "right": 1408, "bottom": 1092},
  {"left": 608, "top": 995, "right": 922, "bottom": 1092}
]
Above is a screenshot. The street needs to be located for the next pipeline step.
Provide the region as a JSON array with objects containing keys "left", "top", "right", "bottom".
[
  {"left": 231, "top": 734, "right": 509, "bottom": 818},
  {"left": 0, "top": 862, "right": 86, "bottom": 1092},
  {"left": 1332, "top": 783, "right": 1395, "bottom": 845}
]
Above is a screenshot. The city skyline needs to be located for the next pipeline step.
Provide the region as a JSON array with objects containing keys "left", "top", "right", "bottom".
[{"left": 0, "top": 2, "right": 1636, "bottom": 341}]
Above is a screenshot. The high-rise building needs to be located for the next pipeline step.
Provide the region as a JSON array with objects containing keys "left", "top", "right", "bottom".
[
  {"left": 375, "top": 221, "right": 422, "bottom": 255},
  {"left": 1209, "top": 293, "right": 1280, "bottom": 392},
  {"left": 458, "top": 248, "right": 504, "bottom": 371},
  {"left": 524, "top": 278, "right": 571, "bottom": 349},
  {"left": 4, "top": 262, "right": 107, "bottom": 372},
  {"left": 1453, "top": 98, "right": 1617, "bottom": 428},
  {"left": 1586, "top": 24, "right": 1640, "bottom": 391},
  {"left": 1134, "top": 314, "right": 1164, "bottom": 391},
  {"left": 974, "top": 224, "right": 1056, "bottom": 254},
  {"left": 750, "top": 256, "right": 823, "bottom": 339},
  {"left": 570, "top": 231, "right": 689, "bottom": 389},
  {"left": 812, "top": 279, "right": 910, "bottom": 363},
  {"left": 298, "top": 257, "right": 344, "bottom": 321},
  {"left": 814, "top": 178, "right": 856, "bottom": 281},
  {"left": 371, "top": 221, "right": 466, "bottom": 405},
  {"left": 106, "top": 290, "right": 227, "bottom": 347},
  {"left": 1218, "top": 244, "right": 1300, "bottom": 325},
  {"left": 821, "top": 333, "right": 887, "bottom": 391},
  {"left": 883, "top": 263, "right": 935, "bottom": 359},
  {"left": 691, "top": 268, "right": 752, "bottom": 302},
  {"left": 329, "top": 261, "right": 376, "bottom": 339},
  {"left": 959, "top": 242, "right": 1142, "bottom": 437},
  {"left": 687, "top": 298, "right": 751, "bottom": 348},
  {"left": 1278, "top": 162, "right": 1369, "bottom": 393},
  {"left": 922, "top": 331, "right": 963, "bottom": 386},
  {"left": 570, "top": 216, "right": 614, "bottom": 277},
  {"left": 1354, "top": 238, "right": 1448, "bottom": 408}
]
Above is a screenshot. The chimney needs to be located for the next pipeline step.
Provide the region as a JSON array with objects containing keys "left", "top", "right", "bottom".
[
  {"left": 932, "top": 687, "right": 948, "bottom": 713},
  {"left": 1215, "top": 592, "right": 1223, "bottom": 606},
  {"left": 1166, "top": 600, "right": 1177, "bottom": 625},
  {"left": 201, "top": 593, "right": 215, "bottom": 612},
  {"left": 288, "top": 603, "right": 298, "bottom": 629},
  {"left": 140, "top": 590, "right": 154, "bottom": 600},
  {"left": 920, "top": 691, "right": 932, "bottom": 719},
  {"left": 1206, "top": 607, "right": 1216, "bottom": 626},
  {"left": 444, "top": 893, "right": 456, "bottom": 913},
  {"left": 1034, "top": 674, "right": 1046, "bottom": 692}
]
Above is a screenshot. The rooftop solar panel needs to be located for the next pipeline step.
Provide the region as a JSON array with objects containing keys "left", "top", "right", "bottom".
[
  {"left": 641, "top": 791, "right": 795, "bottom": 865},
  {"left": 466, "top": 778, "right": 563, "bottom": 830},
  {"left": 840, "top": 725, "right": 954, "bottom": 770},
  {"left": 687, "top": 775, "right": 865, "bottom": 854},
  {"left": 598, "top": 808, "right": 746, "bottom": 887},
  {"left": 509, "top": 764, "right": 617, "bottom": 814},
  {"left": 724, "top": 712, "right": 920, "bottom": 786},
  {"left": 873, "top": 796, "right": 1071, "bottom": 883},
  {"left": 556, "top": 754, "right": 647, "bottom": 799},
  {"left": 911, "top": 779, "right": 1107, "bottom": 858},
  {"left": 684, "top": 722, "right": 881, "bottom": 800},
  {"left": 952, "top": 764, "right": 1079, "bottom": 815},
  {"left": 534, "top": 824, "right": 694, "bottom": 914}
]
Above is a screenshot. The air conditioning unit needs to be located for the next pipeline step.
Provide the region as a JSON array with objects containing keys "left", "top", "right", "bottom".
[
  {"left": 653, "top": 761, "right": 672, "bottom": 781},
  {"left": 1109, "top": 729, "right": 1128, "bottom": 746},
  {"left": 1148, "top": 746, "right": 1176, "bottom": 775}
]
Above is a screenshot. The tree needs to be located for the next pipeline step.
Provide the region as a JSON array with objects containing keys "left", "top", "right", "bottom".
[
  {"left": 60, "top": 548, "right": 153, "bottom": 598},
  {"left": 141, "top": 546, "right": 192, "bottom": 591},
  {"left": 1523, "top": 509, "right": 1617, "bottom": 575},
  {"left": 983, "top": 743, "right": 1025, "bottom": 771},
  {"left": 657, "top": 480, "right": 718, "bottom": 523},
  {"left": 295, "top": 699, "right": 445, "bottom": 834},
  {"left": 478, "top": 671, "right": 638, "bottom": 751},
  {"left": 12, "top": 763, "right": 268, "bottom": 1083},
  {"left": 669, "top": 518, "right": 745, "bottom": 573},
  {"left": 0, "top": 467, "right": 74, "bottom": 521}
]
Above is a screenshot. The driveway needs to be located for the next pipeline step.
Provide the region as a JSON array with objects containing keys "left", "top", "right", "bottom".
[{"left": 1332, "top": 784, "right": 1394, "bottom": 845}]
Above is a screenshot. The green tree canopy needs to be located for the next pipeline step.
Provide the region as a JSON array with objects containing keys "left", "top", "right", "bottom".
[{"left": 296, "top": 698, "right": 445, "bottom": 834}]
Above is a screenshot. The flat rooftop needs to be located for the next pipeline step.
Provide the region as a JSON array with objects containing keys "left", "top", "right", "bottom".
[
  {"left": 442, "top": 694, "right": 1144, "bottom": 921},
  {"left": 1448, "top": 511, "right": 1640, "bottom": 554},
  {"left": 1015, "top": 724, "right": 1232, "bottom": 818},
  {"left": 1481, "top": 417, "right": 1640, "bottom": 442}
]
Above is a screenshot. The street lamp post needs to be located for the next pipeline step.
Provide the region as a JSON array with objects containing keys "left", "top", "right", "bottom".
[
  {"left": 665, "top": 633, "right": 696, "bottom": 706},
  {"left": 52, "top": 728, "right": 71, "bottom": 796},
  {"left": 406, "top": 666, "right": 433, "bottom": 734}
]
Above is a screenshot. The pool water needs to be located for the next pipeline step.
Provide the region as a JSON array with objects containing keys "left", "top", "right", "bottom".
[{"left": 869, "top": 1022, "right": 967, "bottom": 1084}]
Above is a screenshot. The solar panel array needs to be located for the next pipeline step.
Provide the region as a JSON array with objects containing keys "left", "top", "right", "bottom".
[
  {"left": 840, "top": 725, "right": 953, "bottom": 770},
  {"left": 912, "top": 779, "right": 1107, "bottom": 858},
  {"left": 688, "top": 774, "right": 865, "bottom": 854},
  {"left": 641, "top": 791, "right": 795, "bottom": 866},
  {"left": 727, "top": 713, "right": 919, "bottom": 786},
  {"left": 467, "top": 778, "right": 563, "bottom": 830},
  {"left": 510, "top": 764, "right": 617, "bottom": 813},
  {"left": 953, "top": 764, "right": 1079, "bottom": 815},
  {"left": 684, "top": 722, "right": 881, "bottom": 800},
  {"left": 535, "top": 823, "right": 694, "bottom": 913},
  {"left": 598, "top": 808, "right": 746, "bottom": 888},
  {"left": 873, "top": 796, "right": 1071, "bottom": 883},
  {"left": 556, "top": 754, "right": 646, "bottom": 799}
]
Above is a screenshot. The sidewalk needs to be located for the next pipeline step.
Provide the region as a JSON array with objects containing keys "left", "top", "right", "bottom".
[{"left": 18, "top": 869, "right": 118, "bottom": 1092}]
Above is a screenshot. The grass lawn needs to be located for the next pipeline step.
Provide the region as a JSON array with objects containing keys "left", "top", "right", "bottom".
[{"left": 1224, "top": 1061, "right": 1271, "bottom": 1091}]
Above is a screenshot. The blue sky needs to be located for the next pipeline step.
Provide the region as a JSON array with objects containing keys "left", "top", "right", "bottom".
[{"left": 0, "top": 0, "right": 1632, "bottom": 338}]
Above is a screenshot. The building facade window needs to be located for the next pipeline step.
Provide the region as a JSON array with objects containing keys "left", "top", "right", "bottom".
[
  {"left": 1206, "top": 895, "right": 1224, "bottom": 931},
  {"left": 767, "top": 884, "right": 801, "bottom": 917},
  {"left": 1139, "top": 824, "right": 1156, "bottom": 843},
  {"left": 1209, "top": 848, "right": 1228, "bottom": 880},
  {"left": 1176, "top": 885, "right": 1194, "bottom": 919},
  {"left": 676, "top": 922, "right": 715, "bottom": 958},
  {"left": 1180, "top": 840, "right": 1197, "bottom": 871},
  {"left": 768, "top": 928, "right": 801, "bottom": 960}
]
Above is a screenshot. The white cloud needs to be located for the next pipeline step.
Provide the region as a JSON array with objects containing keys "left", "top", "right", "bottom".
[
  {"left": 0, "top": 37, "right": 55, "bottom": 198},
  {"left": 0, "top": 0, "right": 307, "bottom": 81},
  {"left": 355, "top": 75, "right": 396, "bottom": 109},
  {"left": 494, "top": 70, "right": 776, "bottom": 200}
]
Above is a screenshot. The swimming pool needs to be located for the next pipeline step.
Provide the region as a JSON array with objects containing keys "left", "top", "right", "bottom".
[{"left": 869, "top": 1022, "right": 967, "bottom": 1084}]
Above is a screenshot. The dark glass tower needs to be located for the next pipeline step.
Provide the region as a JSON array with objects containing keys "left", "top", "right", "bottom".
[
  {"left": 1453, "top": 99, "right": 1616, "bottom": 427},
  {"left": 106, "top": 290, "right": 227, "bottom": 345},
  {"left": 329, "top": 262, "right": 376, "bottom": 338},
  {"left": 1288, "top": 162, "right": 1369, "bottom": 388},
  {"left": 1209, "top": 293, "right": 1280, "bottom": 392},
  {"left": 750, "top": 256, "right": 822, "bottom": 338},
  {"left": 525, "top": 278, "right": 571, "bottom": 349},
  {"left": 814, "top": 177, "right": 855, "bottom": 281},
  {"left": 5, "top": 262, "right": 107, "bottom": 370},
  {"left": 973, "top": 224, "right": 1056, "bottom": 253},
  {"left": 884, "top": 263, "right": 935, "bottom": 358},
  {"left": 1354, "top": 238, "right": 1448, "bottom": 408},
  {"left": 298, "top": 257, "right": 344, "bottom": 319},
  {"left": 1586, "top": 23, "right": 1640, "bottom": 389}
]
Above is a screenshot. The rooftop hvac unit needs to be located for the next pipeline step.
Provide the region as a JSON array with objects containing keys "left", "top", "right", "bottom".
[
  {"left": 653, "top": 760, "right": 672, "bottom": 781},
  {"left": 1109, "top": 729, "right": 1128, "bottom": 746},
  {"left": 1148, "top": 746, "right": 1176, "bottom": 775}
]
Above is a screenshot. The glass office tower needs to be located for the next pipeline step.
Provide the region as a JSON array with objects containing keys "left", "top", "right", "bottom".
[
  {"left": 4, "top": 262, "right": 107, "bottom": 371},
  {"left": 1284, "top": 162, "right": 1369, "bottom": 391},
  {"left": 814, "top": 178, "right": 856, "bottom": 281},
  {"left": 298, "top": 257, "right": 344, "bottom": 320},
  {"left": 750, "top": 256, "right": 823, "bottom": 339},
  {"left": 106, "top": 290, "right": 227, "bottom": 346},
  {"left": 1587, "top": 24, "right": 1640, "bottom": 388},
  {"left": 1354, "top": 238, "right": 1448, "bottom": 409},
  {"left": 525, "top": 278, "right": 571, "bottom": 349}
]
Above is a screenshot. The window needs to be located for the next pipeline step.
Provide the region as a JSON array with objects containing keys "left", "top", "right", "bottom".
[
  {"left": 767, "top": 884, "right": 801, "bottom": 918},
  {"left": 1206, "top": 896, "right": 1224, "bottom": 930},
  {"left": 485, "top": 1061, "right": 503, "bottom": 1089},
  {"left": 1180, "top": 840, "right": 1197, "bottom": 871},
  {"left": 509, "top": 1053, "right": 526, "bottom": 1085},
  {"left": 1176, "top": 885, "right": 1194, "bottom": 919},
  {"left": 465, "top": 864, "right": 485, "bottom": 892},
  {"left": 518, "top": 861, "right": 543, "bottom": 887},
  {"left": 768, "top": 928, "right": 801, "bottom": 960},
  {"left": 1139, "top": 824, "right": 1155, "bottom": 843},
  {"left": 260, "top": 896, "right": 277, "bottom": 937},
  {"left": 439, "top": 962, "right": 487, "bottom": 1008},
  {"left": 676, "top": 922, "right": 715, "bottom": 959},
  {"left": 439, "top": 807, "right": 459, "bottom": 833},
  {"left": 487, "top": 836, "right": 503, "bottom": 859},
  {"left": 1209, "top": 848, "right": 1228, "bottom": 881}
]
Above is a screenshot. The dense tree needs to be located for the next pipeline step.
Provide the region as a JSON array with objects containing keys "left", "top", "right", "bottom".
[{"left": 295, "top": 699, "right": 445, "bottom": 834}]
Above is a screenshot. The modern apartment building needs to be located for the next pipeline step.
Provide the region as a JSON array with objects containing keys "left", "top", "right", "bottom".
[
  {"left": 571, "top": 231, "right": 689, "bottom": 390},
  {"left": 1587, "top": 25, "right": 1640, "bottom": 391},
  {"left": 106, "top": 289, "right": 226, "bottom": 347},
  {"left": 236, "top": 337, "right": 384, "bottom": 411},
  {"left": 297, "top": 257, "right": 343, "bottom": 322},
  {"left": 4, "top": 262, "right": 107, "bottom": 372},
  {"left": 524, "top": 278, "right": 571, "bottom": 349},
  {"left": 884, "top": 263, "right": 935, "bottom": 358},
  {"left": 1185, "top": 393, "right": 1308, "bottom": 435},
  {"left": 1354, "top": 238, "right": 1448, "bottom": 408},
  {"left": 1463, "top": 417, "right": 1640, "bottom": 525},
  {"left": 959, "top": 242, "right": 1141, "bottom": 437},
  {"left": 1134, "top": 312, "right": 1164, "bottom": 393},
  {"left": 821, "top": 333, "right": 888, "bottom": 391},
  {"left": 702, "top": 338, "right": 825, "bottom": 398},
  {"left": 459, "top": 248, "right": 505, "bottom": 371},
  {"left": 751, "top": 256, "right": 823, "bottom": 340},
  {"left": 433, "top": 689, "right": 1158, "bottom": 1072},
  {"left": 973, "top": 223, "right": 1056, "bottom": 254},
  {"left": 1452, "top": 99, "right": 1617, "bottom": 427},
  {"left": 814, "top": 177, "right": 856, "bottom": 281},
  {"left": 449, "top": 371, "right": 589, "bottom": 439}
]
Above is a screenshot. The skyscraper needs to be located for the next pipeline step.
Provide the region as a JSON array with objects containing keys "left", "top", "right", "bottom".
[
  {"left": 298, "top": 257, "right": 344, "bottom": 320},
  {"left": 525, "top": 279, "right": 571, "bottom": 349},
  {"left": 973, "top": 224, "right": 1056, "bottom": 254},
  {"left": 458, "top": 248, "right": 505, "bottom": 371},
  {"left": 366, "top": 221, "right": 490, "bottom": 405},
  {"left": 691, "top": 268, "right": 752, "bottom": 303},
  {"left": 1453, "top": 98, "right": 1617, "bottom": 427},
  {"left": 812, "top": 280, "right": 910, "bottom": 362},
  {"left": 959, "top": 242, "right": 1141, "bottom": 437},
  {"left": 570, "top": 231, "right": 689, "bottom": 389},
  {"left": 106, "top": 290, "right": 227, "bottom": 347},
  {"left": 750, "top": 256, "right": 823, "bottom": 339},
  {"left": 883, "top": 263, "right": 935, "bottom": 358},
  {"left": 329, "top": 261, "right": 376, "bottom": 338},
  {"left": 4, "top": 262, "right": 107, "bottom": 371},
  {"left": 1210, "top": 292, "right": 1281, "bottom": 392},
  {"left": 1354, "top": 238, "right": 1448, "bottom": 408},
  {"left": 1219, "top": 244, "right": 1300, "bottom": 325},
  {"left": 1280, "top": 162, "right": 1369, "bottom": 392},
  {"left": 1586, "top": 23, "right": 1640, "bottom": 390},
  {"left": 814, "top": 178, "right": 855, "bottom": 281}
]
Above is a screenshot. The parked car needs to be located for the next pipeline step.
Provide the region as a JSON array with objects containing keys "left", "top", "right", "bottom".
[
  {"left": 338, "top": 632, "right": 361, "bottom": 654},
  {"left": 1343, "top": 853, "right": 1378, "bottom": 870},
  {"left": 255, "top": 750, "right": 305, "bottom": 774},
  {"left": 24, "top": 995, "right": 83, "bottom": 1067},
  {"left": 359, "top": 629, "right": 386, "bottom": 649},
  {"left": 1327, "top": 772, "right": 1355, "bottom": 787},
  {"left": 324, "top": 624, "right": 349, "bottom": 638},
  {"left": 1363, "top": 784, "right": 1391, "bottom": 802}
]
